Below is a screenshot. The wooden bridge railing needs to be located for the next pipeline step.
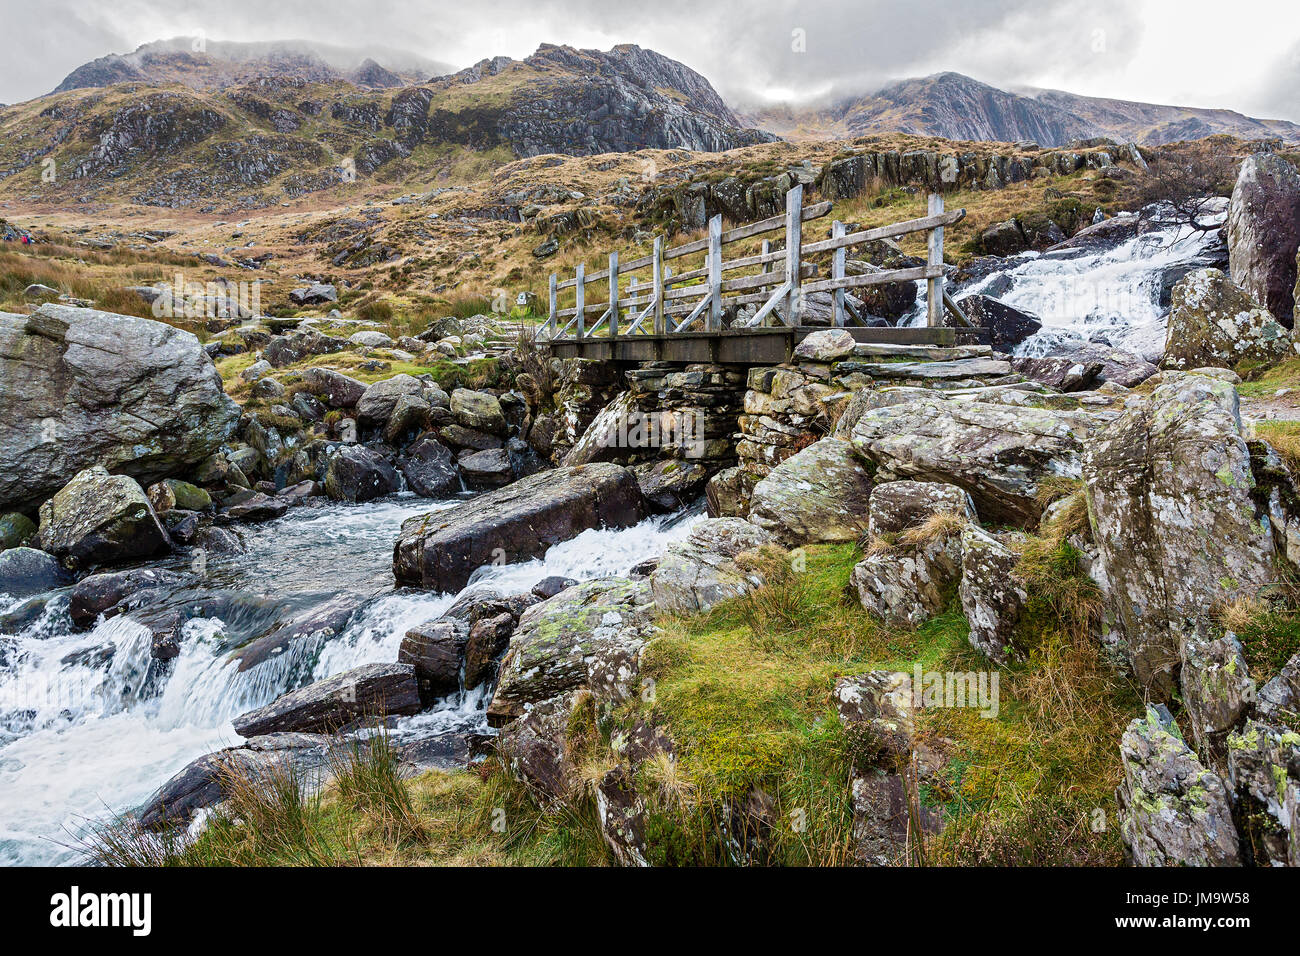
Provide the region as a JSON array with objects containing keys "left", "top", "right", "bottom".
[{"left": 539, "top": 184, "right": 966, "bottom": 340}]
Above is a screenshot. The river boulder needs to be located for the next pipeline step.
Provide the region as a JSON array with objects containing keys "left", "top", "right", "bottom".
[
  {"left": 393, "top": 463, "right": 644, "bottom": 592},
  {"left": 0, "top": 547, "right": 70, "bottom": 597},
  {"left": 37, "top": 467, "right": 171, "bottom": 569},
  {"left": 952, "top": 294, "right": 1041, "bottom": 352},
  {"left": 1161, "top": 269, "right": 1295, "bottom": 370},
  {"left": 0, "top": 305, "right": 239, "bottom": 513},
  {"left": 323, "top": 445, "right": 400, "bottom": 502},
  {"left": 399, "top": 438, "right": 460, "bottom": 498},
  {"left": 1227, "top": 152, "right": 1300, "bottom": 325},
  {"left": 231, "top": 662, "right": 421, "bottom": 737}
]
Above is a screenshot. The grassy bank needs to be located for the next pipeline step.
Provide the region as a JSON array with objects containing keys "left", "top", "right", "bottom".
[{"left": 91, "top": 525, "right": 1144, "bottom": 867}]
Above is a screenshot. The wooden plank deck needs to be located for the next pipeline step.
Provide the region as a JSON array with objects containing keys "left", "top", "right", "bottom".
[{"left": 544, "top": 325, "right": 989, "bottom": 365}]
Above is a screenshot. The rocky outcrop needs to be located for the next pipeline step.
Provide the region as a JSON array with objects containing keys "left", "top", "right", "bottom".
[
  {"left": 849, "top": 393, "right": 1095, "bottom": 526},
  {"left": 650, "top": 518, "right": 775, "bottom": 615},
  {"left": 866, "top": 480, "right": 978, "bottom": 539},
  {"left": 0, "top": 306, "right": 239, "bottom": 512},
  {"left": 393, "top": 463, "right": 644, "bottom": 592},
  {"left": 1161, "top": 269, "right": 1295, "bottom": 370},
  {"left": 488, "top": 577, "right": 654, "bottom": 726},
  {"left": 852, "top": 531, "right": 963, "bottom": 628},
  {"left": 37, "top": 467, "right": 171, "bottom": 569},
  {"left": 1227, "top": 152, "right": 1300, "bottom": 325},
  {"left": 1084, "top": 372, "right": 1275, "bottom": 697},
  {"left": 747, "top": 438, "right": 873, "bottom": 545},
  {"left": 1116, "top": 706, "right": 1241, "bottom": 867},
  {"left": 231, "top": 663, "right": 421, "bottom": 737},
  {"left": 1012, "top": 345, "right": 1157, "bottom": 391}
]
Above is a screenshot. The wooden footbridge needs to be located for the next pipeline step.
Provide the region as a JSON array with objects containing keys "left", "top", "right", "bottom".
[{"left": 539, "top": 184, "right": 983, "bottom": 364}]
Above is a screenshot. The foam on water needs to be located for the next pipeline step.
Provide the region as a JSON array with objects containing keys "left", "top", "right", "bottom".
[
  {"left": 906, "top": 207, "right": 1227, "bottom": 360},
  {"left": 0, "top": 495, "right": 702, "bottom": 865}
]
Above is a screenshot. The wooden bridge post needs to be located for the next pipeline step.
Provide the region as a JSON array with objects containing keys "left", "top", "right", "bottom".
[
  {"left": 575, "top": 262, "right": 586, "bottom": 340},
  {"left": 627, "top": 276, "right": 637, "bottom": 327},
  {"left": 546, "top": 272, "right": 556, "bottom": 336},
  {"left": 707, "top": 214, "right": 722, "bottom": 331},
  {"left": 927, "top": 192, "right": 945, "bottom": 328},
  {"left": 608, "top": 251, "right": 619, "bottom": 337},
  {"left": 652, "top": 236, "right": 665, "bottom": 335},
  {"left": 831, "top": 219, "right": 846, "bottom": 327},
  {"left": 784, "top": 184, "right": 803, "bottom": 326}
]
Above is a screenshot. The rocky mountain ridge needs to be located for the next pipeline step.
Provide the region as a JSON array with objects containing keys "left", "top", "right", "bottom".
[{"left": 746, "top": 72, "right": 1300, "bottom": 147}]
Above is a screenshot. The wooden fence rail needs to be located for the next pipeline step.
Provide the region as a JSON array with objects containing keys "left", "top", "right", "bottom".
[{"left": 540, "top": 184, "right": 966, "bottom": 340}]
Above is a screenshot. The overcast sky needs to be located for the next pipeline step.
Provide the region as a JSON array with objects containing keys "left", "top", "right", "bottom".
[{"left": 2, "top": 0, "right": 1297, "bottom": 120}]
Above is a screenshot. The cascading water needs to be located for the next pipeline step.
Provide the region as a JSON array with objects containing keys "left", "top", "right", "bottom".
[
  {"left": 907, "top": 202, "right": 1229, "bottom": 360},
  {"left": 0, "top": 493, "right": 703, "bottom": 865}
]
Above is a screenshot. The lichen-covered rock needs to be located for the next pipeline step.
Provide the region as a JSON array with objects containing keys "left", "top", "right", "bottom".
[
  {"left": 451, "top": 388, "right": 507, "bottom": 436},
  {"left": 1257, "top": 652, "right": 1300, "bottom": 723},
  {"left": 850, "top": 394, "right": 1096, "bottom": 526},
  {"left": 851, "top": 533, "right": 963, "bottom": 628},
  {"left": 595, "top": 765, "right": 649, "bottom": 867},
  {"left": 37, "top": 467, "right": 170, "bottom": 569},
  {"left": 650, "top": 517, "right": 775, "bottom": 614},
  {"left": 1012, "top": 344, "right": 1157, "bottom": 391},
  {"left": 1084, "top": 372, "right": 1276, "bottom": 697},
  {"left": 705, "top": 465, "right": 754, "bottom": 518},
  {"left": 959, "top": 526, "right": 1027, "bottom": 663},
  {"left": 1116, "top": 705, "right": 1241, "bottom": 867},
  {"left": 1226, "top": 719, "right": 1300, "bottom": 867},
  {"left": 867, "top": 480, "right": 978, "bottom": 539},
  {"left": 1179, "top": 626, "right": 1256, "bottom": 772},
  {"left": 1227, "top": 152, "right": 1300, "bottom": 325},
  {"left": 394, "top": 463, "right": 645, "bottom": 592},
  {"left": 1161, "top": 269, "right": 1295, "bottom": 370},
  {"left": 747, "top": 438, "right": 873, "bottom": 545},
  {"left": 0, "top": 305, "right": 239, "bottom": 512},
  {"left": 487, "top": 577, "right": 654, "bottom": 727},
  {"left": 0, "top": 512, "right": 37, "bottom": 551},
  {"left": 792, "top": 328, "right": 856, "bottom": 362},
  {"left": 494, "top": 691, "right": 585, "bottom": 804}
]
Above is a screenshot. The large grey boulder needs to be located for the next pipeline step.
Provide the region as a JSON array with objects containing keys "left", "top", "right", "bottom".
[
  {"left": 0, "top": 306, "right": 239, "bottom": 512},
  {"left": 355, "top": 374, "right": 424, "bottom": 427},
  {"left": 851, "top": 532, "right": 962, "bottom": 628},
  {"left": 393, "top": 463, "right": 645, "bottom": 592},
  {"left": 1161, "top": 269, "right": 1295, "bottom": 370},
  {"left": 0, "top": 547, "right": 70, "bottom": 597},
  {"left": 1012, "top": 345, "right": 1157, "bottom": 391},
  {"left": 650, "top": 518, "right": 775, "bottom": 615},
  {"left": 1084, "top": 372, "right": 1275, "bottom": 697},
  {"left": 952, "top": 294, "right": 1041, "bottom": 352},
  {"left": 747, "top": 438, "right": 873, "bottom": 545},
  {"left": 850, "top": 393, "right": 1096, "bottom": 526},
  {"left": 399, "top": 438, "right": 460, "bottom": 498},
  {"left": 487, "top": 577, "right": 654, "bottom": 727},
  {"left": 323, "top": 445, "right": 399, "bottom": 502},
  {"left": 231, "top": 662, "right": 421, "bottom": 737},
  {"left": 1116, "top": 706, "right": 1241, "bottom": 867},
  {"left": 37, "top": 467, "right": 170, "bottom": 569},
  {"left": 1227, "top": 152, "right": 1300, "bottom": 325},
  {"left": 1178, "top": 626, "right": 1255, "bottom": 772}
]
